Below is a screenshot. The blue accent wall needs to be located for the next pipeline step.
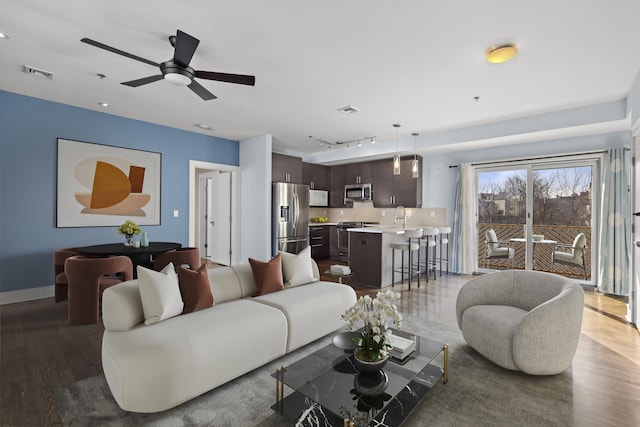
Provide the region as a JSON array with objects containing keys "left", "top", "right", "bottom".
[{"left": 0, "top": 90, "right": 238, "bottom": 293}]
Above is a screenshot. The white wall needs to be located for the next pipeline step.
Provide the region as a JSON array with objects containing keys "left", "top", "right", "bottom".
[{"left": 239, "top": 135, "right": 272, "bottom": 262}]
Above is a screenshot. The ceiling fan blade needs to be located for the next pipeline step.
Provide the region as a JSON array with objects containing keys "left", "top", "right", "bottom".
[
  {"left": 122, "top": 75, "right": 164, "bottom": 87},
  {"left": 188, "top": 80, "right": 217, "bottom": 100},
  {"left": 173, "top": 30, "right": 199, "bottom": 68},
  {"left": 195, "top": 70, "right": 255, "bottom": 86},
  {"left": 81, "top": 38, "right": 160, "bottom": 68}
]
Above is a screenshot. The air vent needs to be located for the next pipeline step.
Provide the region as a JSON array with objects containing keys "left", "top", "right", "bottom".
[
  {"left": 337, "top": 105, "right": 360, "bottom": 115},
  {"left": 23, "top": 65, "right": 55, "bottom": 80}
]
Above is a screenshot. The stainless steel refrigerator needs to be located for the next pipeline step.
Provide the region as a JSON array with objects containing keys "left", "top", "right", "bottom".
[{"left": 273, "top": 182, "right": 309, "bottom": 254}]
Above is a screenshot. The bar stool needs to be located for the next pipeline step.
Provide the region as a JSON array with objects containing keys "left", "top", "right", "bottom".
[
  {"left": 390, "top": 228, "right": 423, "bottom": 290},
  {"left": 438, "top": 226, "right": 451, "bottom": 276},
  {"left": 419, "top": 227, "right": 439, "bottom": 282}
]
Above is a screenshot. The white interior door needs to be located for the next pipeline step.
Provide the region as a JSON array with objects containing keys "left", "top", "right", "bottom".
[{"left": 202, "top": 171, "right": 232, "bottom": 265}]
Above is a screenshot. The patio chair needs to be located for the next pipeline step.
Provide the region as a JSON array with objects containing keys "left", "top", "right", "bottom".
[
  {"left": 552, "top": 233, "right": 587, "bottom": 279},
  {"left": 484, "top": 228, "right": 514, "bottom": 269}
]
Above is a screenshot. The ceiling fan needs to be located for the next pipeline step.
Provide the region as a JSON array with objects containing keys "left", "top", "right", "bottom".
[{"left": 81, "top": 30, "right": 255, "bottom": 100}]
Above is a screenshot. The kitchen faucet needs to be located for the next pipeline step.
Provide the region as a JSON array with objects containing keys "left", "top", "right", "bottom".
[{"left": 394, "top": 205, "right": 407, "bottom": 227}]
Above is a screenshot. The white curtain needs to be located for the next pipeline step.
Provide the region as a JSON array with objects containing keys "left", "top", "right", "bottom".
[
  {"left": 598, "top": 147, "right": 630, "bottom": 295},
  {"left": 459, "top": 163, "right": 478, "bottom": 274}
]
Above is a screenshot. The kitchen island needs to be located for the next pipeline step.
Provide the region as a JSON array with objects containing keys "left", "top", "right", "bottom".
[{"left": 347, "top": 225, "right": 434, "bottom": 288}]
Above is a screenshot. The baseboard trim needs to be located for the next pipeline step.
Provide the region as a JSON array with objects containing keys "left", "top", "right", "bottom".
[{"left": 0, "top": 285, "right": 54, "bottom": 305}]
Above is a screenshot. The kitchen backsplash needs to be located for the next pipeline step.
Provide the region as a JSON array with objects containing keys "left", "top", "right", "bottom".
[{"left": 309, "top": 201, "right": 447, "bottom": 226}]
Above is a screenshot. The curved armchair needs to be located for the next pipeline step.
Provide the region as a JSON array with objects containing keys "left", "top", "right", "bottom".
[
  {"left": 484, "top": 228, "right": 514, "bottom": 269},
  {"left": 552, "top": 232, "right": 587, "bottom": 279},
  {"left": 65, "top": 255, "right": 133, "bottom": 324},
  {"left": 153, "top": 247, "right": 201, "bottom": 271},
  {"left": 53, "top": 247, "right": 79, "bottom": 302},
  {"left": 456, "top": 270, "right": 584, "bottom": 375}
]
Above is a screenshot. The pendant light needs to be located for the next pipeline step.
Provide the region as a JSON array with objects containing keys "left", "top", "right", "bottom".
[
  {"left": 411, "top": 132, "right": 419, "bottom": 179},
  {"left": 393, "top": 123, "right": 401, "bottom": 175}
]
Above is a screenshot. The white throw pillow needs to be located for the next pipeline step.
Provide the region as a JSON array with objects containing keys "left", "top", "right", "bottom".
[
  {"left": 137, "top": 263, "right": 184, "bottom": 326},
  {"left": 279, "top": 246, "right": 317, "bottom": 287}
]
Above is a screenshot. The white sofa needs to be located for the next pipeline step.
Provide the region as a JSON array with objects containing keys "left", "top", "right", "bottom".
[{"left": 101, "top": 260, "right": 357, "bottom": 413}]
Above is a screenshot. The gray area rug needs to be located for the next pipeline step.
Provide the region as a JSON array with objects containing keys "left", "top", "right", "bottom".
[{"left": 56, "top": 318, "right": 575, "bottom": 426}]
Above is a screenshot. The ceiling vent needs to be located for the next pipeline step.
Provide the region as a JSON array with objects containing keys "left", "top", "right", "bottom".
[
  {"left": 23, "top": 65, "right": 55, "bottom": 80},
  {"left": 337, "top": 105, "right": 360, "bottom": 115}
]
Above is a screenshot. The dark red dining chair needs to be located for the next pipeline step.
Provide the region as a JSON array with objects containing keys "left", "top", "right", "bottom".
[
  {"left": 153, "top": 247, "right": 201, "bottom": 271},
  {"left": 53, "top": 248, "right": 79, "bottom": 302},
  {"left": 65, "top": 255, "right": 133, "bottom": 325}
]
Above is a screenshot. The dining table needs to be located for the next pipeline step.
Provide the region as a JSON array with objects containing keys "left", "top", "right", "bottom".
[{"left": 76, "top": 241, "right": 182, "bottom": 277}]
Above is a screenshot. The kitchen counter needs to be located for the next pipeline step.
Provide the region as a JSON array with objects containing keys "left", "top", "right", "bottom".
[
  {"left": 347, "top": 225, "right": 438, "bottom": 234},
  {"left": 309, "top": 222, "right": 339, "bottom": 226},
  {"left": 346, "top": 224, "right": 443, "bottom": 288}
]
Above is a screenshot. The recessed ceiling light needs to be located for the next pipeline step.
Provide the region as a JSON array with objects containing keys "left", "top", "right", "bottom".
[
  {"left": 0, "top": 32, "right": 9, "bottom": 39},
  {"left": 195, "top": 123, "right": 212, "bottom": 130},
  {"left": 337, "top": 105, "right": 360, "bottom": 115},
  {"left": 98, "top": 102, "right": 110, "bottom": 107},
  {"left": 486, "top": 44, "right": 518, "bottom": 64}
]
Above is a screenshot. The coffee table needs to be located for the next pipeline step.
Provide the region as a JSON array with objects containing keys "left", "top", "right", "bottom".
[{"left": 272, "top": 330, "right": 448, "bottom": 426}]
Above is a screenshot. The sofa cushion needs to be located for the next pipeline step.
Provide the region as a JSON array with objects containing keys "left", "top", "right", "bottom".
[
  {"left": 280, "top": 246, "right": 317, "bottom": 288},
  {"left": 253, "top": 281, "right": 357, "bottom": 352},
  {"left": 137, "top": 263, "right": 184, "bottom": 326},
  {"left": 103, "top": 280, "right": 145, "bottom": 331},
  {"left": 249, "top": 254, "right": 285, "bottom": 296},
  {"left": 176, "top": 264, "right": 214, "bottom": 314}
]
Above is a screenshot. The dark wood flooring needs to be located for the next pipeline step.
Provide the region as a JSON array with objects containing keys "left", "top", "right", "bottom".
[{"left": 1, "top": 259, "right": 638, "bottom": 426}]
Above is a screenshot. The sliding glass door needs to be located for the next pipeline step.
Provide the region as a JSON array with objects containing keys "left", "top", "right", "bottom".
[{"left": 477, "top": 157, "right": 598, "bottom": 282}]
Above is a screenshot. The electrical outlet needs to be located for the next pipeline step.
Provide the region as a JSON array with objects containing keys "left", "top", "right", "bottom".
[
  {"left": 381, "top": 210, "right": 386, "bottom": 217},
  {"left": 430, "top": 210, "right": 435, "bottom": 217},
  {"left": 173, "top": 210, "right": 179, "bottom": 218},
  {"left": 340, "top": 210, "right": 344, "bottom": 215}
]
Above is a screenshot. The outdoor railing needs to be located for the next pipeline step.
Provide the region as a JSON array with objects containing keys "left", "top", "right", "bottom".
[{"left": 479, "top": 223, "right": 592, "bottom": 280}]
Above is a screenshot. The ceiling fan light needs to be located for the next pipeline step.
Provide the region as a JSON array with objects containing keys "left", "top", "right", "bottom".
[
  {"left": 486, "top": 44, "right": 518, "bottom": 64},
  {"left": 164, "top": 72, "right": 192, "bottom": 86}
]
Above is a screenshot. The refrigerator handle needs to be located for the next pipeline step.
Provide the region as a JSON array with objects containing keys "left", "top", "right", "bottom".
[{"left": 293, "top": 191, "right": 299, "bottom": 231}]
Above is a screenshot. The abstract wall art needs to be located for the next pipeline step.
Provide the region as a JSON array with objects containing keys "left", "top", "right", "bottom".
[{"left": 57, "top": 138, "right": 161, "bottom": 227}]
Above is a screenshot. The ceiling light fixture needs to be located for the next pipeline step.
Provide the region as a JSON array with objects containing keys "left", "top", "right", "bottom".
[
  {"left": 371, "top": 138, "right": 376, "bottom": 145},
  {"left": 393, "top": 124, "right": 401, "bottom": 175},
  {"left": 0, "top": 32, "right": 10, "bottom": 39},
  {"left": 313, "top": 135, "right": 377, "bottom": 148},
  {"left": 411, "top": 132, "right": 419, "bottom": 179},
  {"left": 98, "top": 102, "right": 110, "bottom": 107},
  {"left": 486, "top": 44, "right": 518, "bottom": 64},
  {"left": 195, "top": 123, "right": 212, "bottom": 130}
]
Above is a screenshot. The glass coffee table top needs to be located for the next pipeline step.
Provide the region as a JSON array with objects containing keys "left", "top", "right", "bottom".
[{"left": 272, "top": 330, "right": 448, "bottom": 426}]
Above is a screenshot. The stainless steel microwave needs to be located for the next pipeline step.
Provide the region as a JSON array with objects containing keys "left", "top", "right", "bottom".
[{"left": 344, "top": 183, "right": 372, "bottom": 202}]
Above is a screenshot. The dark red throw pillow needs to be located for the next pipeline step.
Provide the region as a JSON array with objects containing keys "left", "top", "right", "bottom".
[
  {"left": 176, "top": 263, "right": 214, "bottom": 314},
  {"left": 249, "top": 254, "right": 285, "bottom": 296}
]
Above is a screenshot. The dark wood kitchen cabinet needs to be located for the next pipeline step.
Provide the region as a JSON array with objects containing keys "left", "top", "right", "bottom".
[
  {"left": 344, "top": 161, "right": 373, "bottom": 184},
  {"left": 329, "top": 164, "right": 349, "bottom": 208},
  {"left": 302, "top": 162, "right": 329, "bottom": 190},
  {"left": 272, "top": 153, "right": 303, "bottom": 184},
  {"left": 349, "top": 232, "right": 382, "bottom": 287},
  {"left": 309, "top": 225, "right": 330, "bottom": 259},
  {"left": 371, "top": 156, "right": 422, "bottom": 208}
]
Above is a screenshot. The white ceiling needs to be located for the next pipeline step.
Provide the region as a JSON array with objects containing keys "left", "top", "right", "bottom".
[{"left": 2, "top": 0, "right": 640, "bottom": 157}]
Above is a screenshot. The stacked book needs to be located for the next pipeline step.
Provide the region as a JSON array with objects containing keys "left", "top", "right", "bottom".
[
  {"left": 388, "top": 334, "right": 416, "bottom": 360},
  {"left": 330, "top": 264, "right": 352, "bottom": 275}
]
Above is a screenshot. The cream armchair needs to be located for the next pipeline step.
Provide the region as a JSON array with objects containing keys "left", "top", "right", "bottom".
[
  {"left": 552, "top": 233, "right": 587, "bottom": 279},
  {"left": 456, "top": 270, "right": 584, "bottom": 375}
]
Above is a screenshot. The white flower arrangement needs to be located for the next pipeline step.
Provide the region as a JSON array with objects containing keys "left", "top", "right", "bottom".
[{"left": 341, "top": 290, "right": 402, "bottom": 361}]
